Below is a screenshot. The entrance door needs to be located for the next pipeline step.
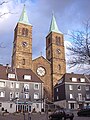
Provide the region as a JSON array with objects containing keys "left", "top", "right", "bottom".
[{"left": 29, "top": 106, "right": 31, "bottom": 112}]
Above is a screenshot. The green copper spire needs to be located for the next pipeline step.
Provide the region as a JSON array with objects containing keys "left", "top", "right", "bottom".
[
  {"left": 49, "top": 13, "right": 61, "bottom": 33},
  {"left": 19, "top": 5, "right": 31, "bottom": 25}
]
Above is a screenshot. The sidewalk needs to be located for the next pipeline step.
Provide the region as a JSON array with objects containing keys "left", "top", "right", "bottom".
[{"left": 0, "top": 112, "right": 48, "bottom": 120}]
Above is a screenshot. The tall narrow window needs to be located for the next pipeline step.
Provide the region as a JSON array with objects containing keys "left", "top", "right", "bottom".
[
  {"left": 48, "top": 38, "right": 50, "bottom": 45},
  {"left": 58, "top": 64, "right": 61, "bottom": 70},
  {"left": 22, "top": 28, "right": 26, "bottom": 36},
  {"left": 48, "top": 50, "right": 50, "bottom": 58},
  {"left": 56, "top": 36, "right": 60, "bottom": 45},
  {"left": 22, "top": 59, "right": 25, "bottom": 65},
  {"left": 22, "top": 28, "right": 28, "bottom": 36},
  {"left": 26, "top": 28, "right": 28, "bottom": 36}
]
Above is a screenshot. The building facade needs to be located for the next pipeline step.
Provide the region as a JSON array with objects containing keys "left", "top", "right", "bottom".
[
  {"left": 11, "top": 6, "right": 66, "bottom": 100},
  {"left": 54, "top": 73, "right": 90, "bottom": 110},
  {"left": 0, "top": 65, "right": 43, "bottom": 113}
]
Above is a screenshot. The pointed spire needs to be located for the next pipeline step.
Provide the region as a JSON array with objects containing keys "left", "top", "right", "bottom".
[
  {"left": 19, "top": 5, "right": 31, "bottom": 25},
  {"left": 49, "top": 13, "right": 61, "bottom": 33}
]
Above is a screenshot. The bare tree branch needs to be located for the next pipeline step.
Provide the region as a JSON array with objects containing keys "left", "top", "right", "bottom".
[
  {"left": 0, "top": 1, "right": 9, "bottom": 5},
  {"left": 67, "top": 19, "right": 90, "bottom": 69}
]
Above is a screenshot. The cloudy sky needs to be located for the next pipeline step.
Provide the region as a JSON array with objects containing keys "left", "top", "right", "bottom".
[{"left": 0, "top": 0, "right": 90, "bottom": 73}]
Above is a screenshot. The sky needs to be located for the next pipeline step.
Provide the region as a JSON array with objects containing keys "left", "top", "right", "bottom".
[{"left": 0, "top": 0, "right": 90, "bottom": 74}]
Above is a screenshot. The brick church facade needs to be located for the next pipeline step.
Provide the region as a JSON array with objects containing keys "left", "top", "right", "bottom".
[{"left": 11, "top": 6, "right": 66, "bottom": 101}]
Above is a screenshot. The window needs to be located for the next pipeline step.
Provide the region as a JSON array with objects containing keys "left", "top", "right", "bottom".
[
  {"left": 80, "top": 78, "right": 85, "bottom": 82},
  {"left": 22, "top": 59, "right": 25, "bottom": 65},
  {"left": 15, "top": 92, "right": 19, "bottom": 98},
  {"left": 0, "top": 103, "right": 2, "bottom": 107},
  {"left": 86, "top": 94, "right": 90, "bottom": 99},
  {"left": 56, "top": 36, "right": 60, "bottom": 46},
  {"left": 72, "top": 78, "right": 77, "bottom": 82},
  {"left": 25, "top": 93, "right": 29, "bottom": 99},
  {"left": 10, "top": 82, "right": 14, "bottom": 88},
  {"left": 0, "top": 81, "right": 5, "bottom": 87},
  {"left": 0, "top": 91, "right": 5, "bottom": 97},
  {"left": 85, "top": 86, "right": 89, "bottom": 91},
  {"left": 22, "top": 28, "right": 25, "bottom": 35},
  {"left": 24, "top": 75, "right": 31, "bottom": 80},
  {"left": 24, "top": 84, "right": 29, "bottom": 91},
  {"left": 26, "top": 28, "right": 28, "bottom": 36},
  {"left": 69, "top": 103, "right": 74, "bottom": 109},
  {"left": 34, "top": 93, "right": 39, "bottom": 99},
  {"left": 57, "top": 96, "right": 59, "bottom": 100},
  {"left": 70, "top": 94, "right": 74, "bottom": 99},
  {"left": 10, "top": 104, "right": 12, "bottom": 108},
  {"left": 16, "top": 83, "right": 19, "bottom": 88},
  {"left": 58, "top": 64, "right": 61, "bottom": 70},
  {"left": 10, "top": 92, "right": 14, "bottom": 100},
  {"left": 56, "top": 88, "right": 58, "bottom": 92},
  {"left": 48, "top": 50, "right": 50, "bottom": 58},
  {"left": 69, "top": 85, "right": 73, "bottom": 90},
  {"left": 36, "top": 104, "right": 39, "bottom": 108},
  {"left": 22, "top": 28, "right": 28, "bottom": 36},
  {"left": 34, "top": 83, "right": 39, "bottom": 90},
  {"left": 78, "top": 93, "right": 82, "bottom": 101},
  {"left": 8, "top": 74, "right": 15, "bottom": 79},
  {"left": 77, "top": 85, "right": 81, "bottom": 90},
  {"left": 48, "top": 38, "right": 50, "bottom": 45}
]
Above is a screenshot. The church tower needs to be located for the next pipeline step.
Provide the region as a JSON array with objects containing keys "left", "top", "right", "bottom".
[
  {"left": 12, "top": 5, "right": 32, "bottom": 69},
  {"left": 46, "top": 13, "right": 66, "bottom": 86}
]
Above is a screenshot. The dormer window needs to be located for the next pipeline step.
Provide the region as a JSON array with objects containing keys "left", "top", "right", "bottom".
[
  {"left": 80, "top": 78, "right": 85, "bottom": 82},
  {"left": 8, "top": 74, "right": 15, "bottom": 79},
  {"left": 24, "top": 75, "right": 31, "bottom": 80},
  {"left": 72, "top": 78, "right": 77, "bottom": 82}
]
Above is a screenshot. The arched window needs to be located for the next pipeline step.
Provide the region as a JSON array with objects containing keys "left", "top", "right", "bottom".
[
  {"left": 56, "top": 36, "right": 61, "bottom": 46},
  {"left": 48, "top": 50, "right": 50, "bottom": 58},
  {"left": 22, "top": 28, "right": 28, "bottom": 36},
  {"left": 26, "top": 28, "right": 28, "bottom": 36},
  {"left": 48, "top": 38, "right": 51, "bottom": 45},
  {"left": 22, "top": 28, "right": 26, "bottom": 36}
]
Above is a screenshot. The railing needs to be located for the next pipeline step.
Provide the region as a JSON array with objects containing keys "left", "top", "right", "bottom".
[{"left": 76, "top": 97, "right": 85, "bottom": 102}]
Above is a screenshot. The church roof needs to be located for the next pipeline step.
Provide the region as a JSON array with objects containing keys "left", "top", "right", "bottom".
[
  {"left": 49, "top": 13, "right": 62, "bottom": 34},
  {"left": 18, "top": 5, "right": 31, "bottom": 25}
]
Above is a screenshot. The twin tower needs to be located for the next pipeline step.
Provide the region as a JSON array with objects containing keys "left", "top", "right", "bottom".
[{"left": 12, "top": 6, "right": 66, "bottom": 100}]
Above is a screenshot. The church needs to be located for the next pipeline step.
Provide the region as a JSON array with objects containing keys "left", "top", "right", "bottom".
[
  {"left": 11, "top": 5, "right": 66, "bottom": 101},
  {"left": 0, "top": 6, "right": 90, "bottom": 113}
]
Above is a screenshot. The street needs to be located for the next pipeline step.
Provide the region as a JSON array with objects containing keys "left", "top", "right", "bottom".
[{"left": 0, "top": 112, "right": 90, "bottom": 120}]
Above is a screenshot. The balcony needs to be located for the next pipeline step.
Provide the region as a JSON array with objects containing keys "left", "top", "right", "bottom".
[{"left": 76, "top": 97, "right": 85, "bottom": 102}]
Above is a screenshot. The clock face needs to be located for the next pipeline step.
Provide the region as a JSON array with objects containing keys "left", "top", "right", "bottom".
[
  {"left": 22, "top": 42, "right": 27, "bottom": 47},
  {"left": 57, "top": 49, "right": 61, "bottom": 54},
  {"left": 37, "top": 67, "right": 46, "bottom": 77}
]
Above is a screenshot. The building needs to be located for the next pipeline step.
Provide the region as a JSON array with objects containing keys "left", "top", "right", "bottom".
[
  {"left": 0, "top": 65, "right": 43, "bottom": 113},
  {"left": 11, "top": 5, "right": 66, "bottom": 100},
  {"left": 54, "top": 73, "right": 90, "bottom": 109}
]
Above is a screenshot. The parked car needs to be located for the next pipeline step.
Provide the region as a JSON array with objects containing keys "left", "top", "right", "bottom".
[
  {"left": 49, "top": 109, "right": 74, "bottom": 120},
  {"left": 77, "top": 106, "right": 90, "bottom": 117}
]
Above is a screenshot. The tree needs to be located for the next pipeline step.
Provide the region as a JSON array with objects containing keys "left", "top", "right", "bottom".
[
  {"left": 0, "top": 0, "right": 13, "bottom": 18},
  {"left": 67, "top": 19, "right": 90, "bottom": 73}
]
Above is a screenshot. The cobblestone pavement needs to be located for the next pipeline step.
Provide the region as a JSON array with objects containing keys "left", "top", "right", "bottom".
[
  {"left": 0, "top": 113, "right": 48, "bottom": 120},
  {"left": 0, "top": 112, "right": 90, "bottom": 120}
]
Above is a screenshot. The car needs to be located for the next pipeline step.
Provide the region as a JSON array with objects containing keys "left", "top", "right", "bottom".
[
  {"left": 49, "top": 109, "right": 74, "bottom": 120},
  {"left": 77, "top": 106, "right": 90, "bottom": 117}
]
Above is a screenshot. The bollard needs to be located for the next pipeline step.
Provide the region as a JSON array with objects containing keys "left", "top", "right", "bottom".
[
  {"left": 28, "top": 112, "right": 31, "bottom": 120},
  {"left": 23, "top": 112, "right": 25, "bottom": 120}
]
